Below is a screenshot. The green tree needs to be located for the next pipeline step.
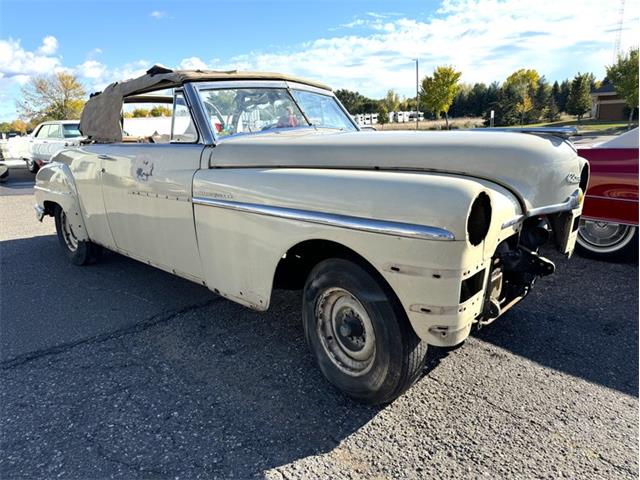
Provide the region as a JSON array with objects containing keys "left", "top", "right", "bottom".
[
  {"left": 558, "top": 80, "right": 571, "bottom": 112},
  {"left": 566, "top": 73, "right": 592, "bottom": 123},
  {"left": 606, "top": 47, "right": 639, "bottom": 127},
  {"left": 0, "top": 122, "right": 12, "bottom": 133},
  {"left": 383, "top": 89, "right": 400, "bottom": 113},
  {"left": 17, "top": 72, "right": 86, "bottom": 122},
  {"left": 150, "top": 105, "right": 172, "bottom": 117},
  {"left": 334, "top": 89, "right": 365, "bottom": 114},
  {"left": 545, "top": 97, "right": 560, "bottom": 122},
  {"left": 420, "top": 65, "right": 462, "bottom": 129},
  {"left": 504, "top": 69, "right": 540, "bottom": 125},
  {"left": 484, "top": 84, "right": 521, "bottom": 126},
  {"left": 132, "top": 108, "right": 150, "bottom": 118},
  {"left": 376, "top": 104, "right": 389, "bottom": 129},
  {"left": 532, "top": 77, "right": 551, "bottom": 123}
]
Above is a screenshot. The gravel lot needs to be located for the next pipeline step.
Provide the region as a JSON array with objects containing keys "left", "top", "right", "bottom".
[{"left": 1, "top": 167, "right": 638, "bottom": 479}]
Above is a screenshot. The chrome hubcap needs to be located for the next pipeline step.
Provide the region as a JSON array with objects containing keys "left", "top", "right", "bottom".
[
  {"left": 316, "top": 288, "right": 375, "bottom": 376},
  {"left": 61, "top": 211, "right": 79, "bottom": 251},
  {"left": 578, "top": 220, "right": 635, "bottom": 253}
]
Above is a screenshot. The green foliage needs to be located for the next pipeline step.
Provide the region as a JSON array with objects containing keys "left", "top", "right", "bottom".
[
  {"left": 17, "top": 72, "right": 86, "bottom": 123},
  {"left": 0, "top": 122, "right": 12, "bottom": 133},
  {"left": 149, "top": 105, "right": 172, "bottom": 117},
  {"left": 606, "top": 47, "right": 639, "bottom": 124},
  {"left": 567, "top": 72, "right": 593, "bottom": 122},
  {"left": 383, "top": 89, "right": 400, "bottom": 113},
  {"left": 377, "top": 104, "right": 389, "bottom": 127},
  {"left": 132, "top": 108, "right": 150, "bottom": 118},
  {"left": 334, "top": 89, "right": 365, "bottom": 114},
  {"left": 545, "top": 97, "right": 560, "bottom": 122},
  {"left": 484, "top": 84, "right": 521, "bottom": 126},
  {"left": 420, "top": 65, "right": 462, "bottom": 128}
]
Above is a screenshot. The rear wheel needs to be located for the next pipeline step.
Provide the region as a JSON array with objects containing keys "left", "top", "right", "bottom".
[
  {"left": 54, "top": 206, "right": 101, "bottom": 265},
  {"left": 303, "top": 258, "right": 427, "bottom": 405},
  {"left": 26, "top": 158, "right": 39, "bottom": 174},
  {"left": 576, "top": 220, "right": 637, "bottom": 261}
]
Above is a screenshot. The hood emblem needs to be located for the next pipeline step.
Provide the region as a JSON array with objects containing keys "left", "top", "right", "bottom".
[{"left": 565, "top": 173, "right": 580, "bottom": 185}]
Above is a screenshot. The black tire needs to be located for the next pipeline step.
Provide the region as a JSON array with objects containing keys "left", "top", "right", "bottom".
[
  {"left": 576, "top": 220, "right": 638, "bottom": 261},
  {"left": 303, "top": 258, "right": 427, "bottom": 405},
  {"left": 54, "top": 206, "right": 102, "bottom": 266},
  {"left": 26, "top": 158, "right": 39, "bottom": 174}
]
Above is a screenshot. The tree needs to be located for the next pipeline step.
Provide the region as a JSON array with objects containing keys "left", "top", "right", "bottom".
[
  {"left": 545, "top": 97, "right": 560, "bottom": 122},
  {"left": 132, "top": 108, "right": 150, "bottom": 118},
  {"left": 558, "top": 80, "right": 571, "bottom": 112},
  {"left": 504, "top": 69, "right": 540, "bottom": 125},
  {"left": 0, "top": 122, "right": 12, "bottom": 133},
  {"left": 17, "top": 72, "right": 86, "bottom": 122},
  {"left": 484, "top": 84, "right": 521, "bottom": 126},
  {"left": 532, "top": 77, "right": 551, "bottom": 123},
  {"left": 383, "top": 89, "right": 400, "bottom": 114},
  {"left": 10, "top": 119, "right": 28, "bottom": 134},
  {"left": 150, "top": 105, "right": 172, "bottom": 117},
  {"left": 606, "top": 47, "right": 639, "bottom": 127},
  {"left": 377, "top": 104, "right": 389, "bottom": 129},
  {"left": 334, "top": 89, "right": 365, "bottom": 114},
  {"left": 566, "top": 73, "right": 592, "bottom": 123},
  {"left": 420, "top": 65, "right": 462, "bottom": 129}
]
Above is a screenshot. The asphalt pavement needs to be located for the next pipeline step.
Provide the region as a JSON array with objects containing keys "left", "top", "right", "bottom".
[{"left": 0, "top": 167, "right": 638, "bottom": 479}]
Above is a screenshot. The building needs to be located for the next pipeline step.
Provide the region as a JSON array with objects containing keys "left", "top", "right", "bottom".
[{"left": 590, "top": 84, "right": 629, "bottom": 121}]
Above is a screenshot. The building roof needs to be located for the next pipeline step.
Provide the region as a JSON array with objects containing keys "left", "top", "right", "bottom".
[
  {"left": 79, "top": 65, "right": 332, "bottom": 143},
  {"left": 591, "top": 83, "right": 616, "bottom": 95}
]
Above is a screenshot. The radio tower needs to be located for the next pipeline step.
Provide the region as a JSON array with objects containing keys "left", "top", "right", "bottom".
[{"left": 613, "top": 0, "right": 625, "bottom": 62}]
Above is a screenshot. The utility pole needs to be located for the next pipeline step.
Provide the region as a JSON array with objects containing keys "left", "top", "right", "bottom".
[{"left": 413, "top": 59, "right": 419, "bottom": 130}]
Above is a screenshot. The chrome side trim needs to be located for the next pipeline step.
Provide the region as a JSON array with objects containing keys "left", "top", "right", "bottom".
[
  {"left": 192, "top": 197, "right": 455, "bottom": 241},
  {"left": 501, "top": 190, "right": 582, "bottom": 229}
]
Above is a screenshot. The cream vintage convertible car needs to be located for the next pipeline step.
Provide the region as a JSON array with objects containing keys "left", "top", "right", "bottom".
[{"left": 34, "top": 66, "right": 588, "bottom": 404}]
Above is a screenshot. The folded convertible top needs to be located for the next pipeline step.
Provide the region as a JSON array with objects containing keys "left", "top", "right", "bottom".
[{"left": 79, "top": 65, "right": 331, "bottom": 143}]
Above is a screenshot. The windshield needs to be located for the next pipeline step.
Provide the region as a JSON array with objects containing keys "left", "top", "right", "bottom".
[
  {"left": 197, "top": 87, "right": 355, "bottom": 138},
  {"left": 62, "top": 123, "right": 81, "bottom": 138},
  {"left": 198, "top": 88, "right": 308, "bottom": 138},
  {"left": 291, "top": 90, "right": 356, "bottom": 131}
]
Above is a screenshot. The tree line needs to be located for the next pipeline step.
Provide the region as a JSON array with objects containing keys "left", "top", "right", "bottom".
[{"left": 336, "top": 47, "right": 638, "bottom": 128}]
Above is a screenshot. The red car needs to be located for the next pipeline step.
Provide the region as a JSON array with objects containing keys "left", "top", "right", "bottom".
[{"left": 577, "top": 128, "right": 638, "bottom": 260}]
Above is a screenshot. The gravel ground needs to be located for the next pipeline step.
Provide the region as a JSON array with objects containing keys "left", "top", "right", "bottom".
[{"left": 0, "top": 177, "right": 638, "bottom": 479}]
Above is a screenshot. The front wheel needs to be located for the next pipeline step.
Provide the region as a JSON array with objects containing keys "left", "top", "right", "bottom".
[
  {"left": 303, "top": 258, "right": 427, "bottom": 405},
  {"left": 576, "top": 220, "right": 638, "bottom": 261},
  {"left": 54, "top": 206, "right": 102, "bottom": 265}
]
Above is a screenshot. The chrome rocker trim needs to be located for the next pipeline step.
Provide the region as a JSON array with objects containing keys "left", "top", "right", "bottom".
[
  {"left": 192, "top": 197, "right": 456, "bottom": 241},
  {"left": 501, "top": 189, "right": 582, "bottom": 229}
]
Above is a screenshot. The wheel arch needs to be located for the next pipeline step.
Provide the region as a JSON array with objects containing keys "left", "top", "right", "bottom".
[{"left": 272, "top": 238, "right": 406, "bottom": 316}]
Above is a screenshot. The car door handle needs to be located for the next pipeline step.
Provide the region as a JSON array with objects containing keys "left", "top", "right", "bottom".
[{"left": 97, "top": 154, "right": 116, "bottom": 161}]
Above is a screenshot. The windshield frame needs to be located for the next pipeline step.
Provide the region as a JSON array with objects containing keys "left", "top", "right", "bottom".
[{"left": 193, "top": 80, "right": 359, "bottom": 143}]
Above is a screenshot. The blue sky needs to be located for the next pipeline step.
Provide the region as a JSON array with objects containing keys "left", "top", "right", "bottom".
[{"left": 0, "top": 0, "right": 638, "bottom": 121}]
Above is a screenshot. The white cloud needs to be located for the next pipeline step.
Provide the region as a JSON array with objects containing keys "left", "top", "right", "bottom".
[
  {"left": 0, "top": 37, "right": 61, "bottom": 79},
  {"left": 179, "top": 0, "right": 639, "bottom": 98},
  {"left": 179, "top": 56, "right": 209, "bottom": 70},
  {"left": 37, "top": 35, "right": 58, "bottom": 55},
  {"left": 76, "top": 60, "right": 107, "bottom": 79},
  {"left": 150, "top": 10, "right": 168, "bottom": 19}
]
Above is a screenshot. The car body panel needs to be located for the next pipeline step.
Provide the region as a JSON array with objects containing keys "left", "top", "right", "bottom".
[{"left": 578, "top": 147, "right": 638, "bottom": 225}]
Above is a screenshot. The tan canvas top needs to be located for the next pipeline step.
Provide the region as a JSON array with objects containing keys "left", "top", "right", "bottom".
[{"left": 79, "top": 65, "right": 332, "bottom": 143}]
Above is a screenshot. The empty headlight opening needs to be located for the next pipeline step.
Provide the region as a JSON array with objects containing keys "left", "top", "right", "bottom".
[{"left": 467, "top": 192, "right": 492, "bottom": 246}]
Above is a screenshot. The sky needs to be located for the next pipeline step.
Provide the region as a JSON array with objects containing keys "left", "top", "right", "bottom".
[{"left": 0, "top": 0, "right": 638, "bottom": 121}]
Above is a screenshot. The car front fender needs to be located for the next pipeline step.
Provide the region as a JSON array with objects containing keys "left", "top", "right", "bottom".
[{"left": 34, "top": 162, "right": 89, "bottom": 241}]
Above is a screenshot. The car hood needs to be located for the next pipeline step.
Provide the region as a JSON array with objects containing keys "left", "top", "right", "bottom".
[{"left": 211, "top": 130, "right": 585, "bottom": 211}]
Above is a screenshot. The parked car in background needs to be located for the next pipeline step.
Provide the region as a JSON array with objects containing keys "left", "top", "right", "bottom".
[
  {"left": 577, "top": 128, "right": 638, "bottom": 260},
  {"left": 34, "top": 66, "right": 588, "bottom": 404},
  {"left": 25, "top": 120, "right": 83, "bottom": 173}
]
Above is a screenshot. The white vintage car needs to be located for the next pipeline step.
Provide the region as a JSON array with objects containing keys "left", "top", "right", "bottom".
[{"left": 34, "top": 66, "right": 589, "bottom": 404}]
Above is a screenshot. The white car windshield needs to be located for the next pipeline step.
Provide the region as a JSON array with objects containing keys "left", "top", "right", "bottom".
[{"left": 197, "top": 87, "right": 355, "bottom": 138}]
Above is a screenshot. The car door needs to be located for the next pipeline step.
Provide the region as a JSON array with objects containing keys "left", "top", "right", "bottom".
[
  {"left": 44, "top": 124, "right": 66, "bottom": 162},
  {"left": 99, "top": 91, "right": 205, "bottom": 281},
  {"left": 30, "top": 124, "right": 49, "bottom": 163}
]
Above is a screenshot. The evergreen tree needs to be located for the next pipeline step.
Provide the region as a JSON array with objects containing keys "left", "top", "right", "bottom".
[
  {"left": 567, "top": 73, "right": 592, "bottom": 123},
  {"left": 558, "top": 80, "right": 570, "bottom": 112}
]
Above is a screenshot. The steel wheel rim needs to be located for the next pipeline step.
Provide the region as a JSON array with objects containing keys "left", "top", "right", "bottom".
[
  {"left": 577, "top": 220, "right": 636, "bottom": 253},
  {"left": 61, "top": 211, "right": 79, "bottom": 251},
  {"left": 315, "top": 287, "right": 376, "bottom": 377}
]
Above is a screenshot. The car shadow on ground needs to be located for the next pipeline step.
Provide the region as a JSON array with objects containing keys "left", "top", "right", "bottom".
[
  {"left": 1, "top": 236, "right": 637, "bottom": 477},
  {"left": 468, "top": 250, "right": 639, "bottom": 397}
]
